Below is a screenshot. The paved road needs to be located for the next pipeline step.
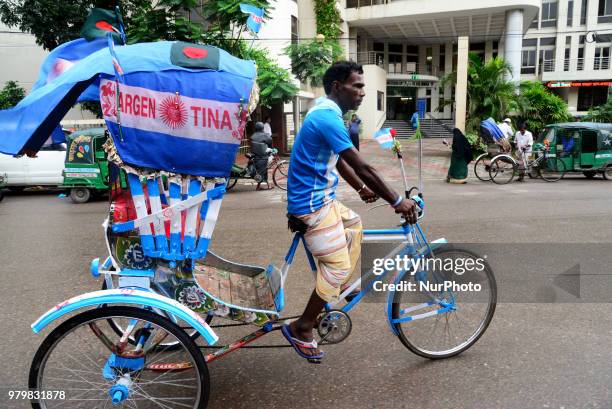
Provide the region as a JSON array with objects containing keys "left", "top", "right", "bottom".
[{"left": 1, "top": 143, "right": 611, "bottom": 408}]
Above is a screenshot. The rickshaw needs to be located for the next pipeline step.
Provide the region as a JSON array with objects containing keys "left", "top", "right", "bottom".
[
  {"left": 538, "top": 122, "right": 612, "bottom": 180},
  {"left": 472, "top": 118, "right": 512, "bottom": 181},
  {"left": 61, "top": 127, "right": 126, "bottom": 203},
  {"left": 0, "top": 38, "right": 496, "bottom": 408}
]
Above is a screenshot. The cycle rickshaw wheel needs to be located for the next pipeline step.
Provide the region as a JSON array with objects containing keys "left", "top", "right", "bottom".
[
  {"left": 272, "top": 160, "right": 289, "bottom": 191},
  {"left": 473, "top": 153, "right": 492, "bottom": 181},
  {"left": 101, "top": 281, "right": 209, "bottom": 351},
  {"left": 489, "top": 156, "right": 516, "bottom": 184},
  {"left": 391, "top": 247, "right": 497, "bottom": 359},
  {"left": 539, "top": 157, "right": 566, "bottom": 182},
  {"left": 29, "top": 306, "right": 210, "bottom": 409}
]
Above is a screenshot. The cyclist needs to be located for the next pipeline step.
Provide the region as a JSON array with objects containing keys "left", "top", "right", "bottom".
[
  {"left": 251, "top": 122, "right": 273, "bottom": 190},
  {"left": 282, "top": 61, "right": 419, "bottom": 362}
]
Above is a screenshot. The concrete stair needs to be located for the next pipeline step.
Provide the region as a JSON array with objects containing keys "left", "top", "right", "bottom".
[{"left": 383, "top": 118, "right": 454, "bottom": 139}]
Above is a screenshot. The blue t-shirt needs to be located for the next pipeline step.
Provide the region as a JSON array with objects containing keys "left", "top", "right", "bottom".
[{"left": 287, "top": 98, "right": 354, "bottom": 215}]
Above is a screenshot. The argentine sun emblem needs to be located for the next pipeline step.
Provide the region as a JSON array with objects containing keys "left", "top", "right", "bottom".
[{"left": 159, "top": 95, "right": 188, "bottom": 129}]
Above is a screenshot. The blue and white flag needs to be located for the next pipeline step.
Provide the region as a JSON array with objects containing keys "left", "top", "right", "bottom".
[
  {"left": 239, "top": 4, "right": 265, "bottom": 34},
  {"left": 32, "top": 37, "right": 108, "bottom": 102},
  {"left": 373, "top": 128, "right": 395, "bottom": 150}
]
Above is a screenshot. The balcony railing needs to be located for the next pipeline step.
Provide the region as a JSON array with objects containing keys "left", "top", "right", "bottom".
[
  {"left": 350, "top": 51, "right": 440, "bottom": 77},
  {"left": 540, "top": 59, "right": 556, "bottom": 73},
  {"left": 539, "top": 57, "right": 608, "bottom": 73},
  {"left": 346, "top": 0, "right": 389, "bottom": 8}
]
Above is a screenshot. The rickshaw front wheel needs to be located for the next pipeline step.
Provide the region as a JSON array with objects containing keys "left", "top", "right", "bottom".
[{"left": 70, "top": 187, "right": 91, "bottom": 203}]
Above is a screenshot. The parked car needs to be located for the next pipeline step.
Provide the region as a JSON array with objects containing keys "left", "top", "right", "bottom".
[{"left": 0, "top": 141, "right": 67, "bottom": 191}]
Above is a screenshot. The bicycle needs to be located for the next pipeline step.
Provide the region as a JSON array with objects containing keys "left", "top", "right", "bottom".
[
  {"left": 226, "top": 148, "right": 289, "bottom": 191},
  {"left": 489, "top": 145, "right": 566, "bottom": 184}
]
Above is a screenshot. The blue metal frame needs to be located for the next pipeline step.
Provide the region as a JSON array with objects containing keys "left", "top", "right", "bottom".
[{"left": 283, "top": 224, "right": 450, "bottom": 335}]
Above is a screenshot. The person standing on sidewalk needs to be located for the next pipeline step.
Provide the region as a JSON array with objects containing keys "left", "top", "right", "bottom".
[
  {"left": 348, "top": 114, "right": 361, "bottom": 150},
  {"left": 446, "top": 128, "right": 473, "bottom": 184}
]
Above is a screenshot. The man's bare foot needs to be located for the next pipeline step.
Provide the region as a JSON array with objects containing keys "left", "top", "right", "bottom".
[{"left": 288, "top": 320, "right": 323, "bottom": 358}]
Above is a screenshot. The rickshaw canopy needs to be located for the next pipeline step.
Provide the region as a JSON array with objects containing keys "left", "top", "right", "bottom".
[{"left": 0, "top": 41, "right": 256, "bottom": 177}]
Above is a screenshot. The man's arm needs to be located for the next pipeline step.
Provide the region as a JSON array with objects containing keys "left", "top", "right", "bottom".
[
  {"left": 336, "top": 157, "right": 378, "bottom": 203},
  {"left": 339, "top": 147, "right": 418, "bottom": 223}
]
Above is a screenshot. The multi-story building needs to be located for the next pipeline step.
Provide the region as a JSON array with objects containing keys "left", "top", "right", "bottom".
[
  {"left": 523, "top": 0, "right": 612, "bottom": 117},
  {"left": 285, "top": 0, "right": 611, "bottom": 139}
]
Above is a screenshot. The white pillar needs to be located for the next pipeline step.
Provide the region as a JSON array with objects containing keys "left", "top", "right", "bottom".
[
  {"left": 444, "top": 42, "right": 453, "bottom": 119},
  {"left": 455, "top": 36, "right": 469, "bottom": 133},
  {"left": 485, "top": 40, "right": 494, "bottom": 62},
  {"left": 504, "top": 9, "right": 523, "bottom": 82}
]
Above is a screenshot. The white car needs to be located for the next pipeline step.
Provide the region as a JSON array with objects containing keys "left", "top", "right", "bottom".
[{"left": 0, "top": 142, "right": 66, "bottom": 190}]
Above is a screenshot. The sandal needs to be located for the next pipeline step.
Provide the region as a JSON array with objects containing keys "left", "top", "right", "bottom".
[{"left": 281, "top": 324, "right": 324, "bottom": 363}]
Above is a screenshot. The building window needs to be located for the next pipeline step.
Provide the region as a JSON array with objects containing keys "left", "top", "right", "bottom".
[
  {"left": 291, "top": 16, "right": 298, "bottom": 45},
  {"left": 578, "top": 86, "right": 609, "bottom": 111},
  {"left": 581, "top": 0, "right": 588, "bottom": 24},
  {"left": 564, "top": 48, "right": 571, "bottom": 71},
  {"left": 577, "top": 47, "right": 585, "bottom": 70},
  {"left": 539, "top": 49, "right": 555, "bottom": 73},
  {"left": 599, "top": 0, "right": 612, "bottom": 15},
  {"left": 377, "top": 91, "right": 384, "bottom": 111},
  {"left": 568, "top": 0, "right": 574, "bottom": 25},
  {"left": 388, "top": 53, "right": 402, "bottom": 74},
  {"left": 521, "top": 50, "right": 536, "bottom": 74},
  {"left": 594, "top": 47, "right": 610, "bottom": 69},
  {"left": 542, "top": 1, "right": 558, "bottom": 26}
]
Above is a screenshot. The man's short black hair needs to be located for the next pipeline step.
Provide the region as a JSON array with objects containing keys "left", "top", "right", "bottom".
[{"left": 323, "top": 61, "right": 364, "bottom": 95}]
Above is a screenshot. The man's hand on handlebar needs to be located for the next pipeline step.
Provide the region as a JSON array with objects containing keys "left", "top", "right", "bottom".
[
  {"left": 359, "top": 186, "right": 379, "bottom": 204},
  {"left": 393, "top": 198, "right": 418, "bottom": 225}
]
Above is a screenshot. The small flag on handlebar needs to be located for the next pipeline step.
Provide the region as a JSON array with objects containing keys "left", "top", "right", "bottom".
[{"left": 373, "top": 128, "right": 395, "bottom": 150}]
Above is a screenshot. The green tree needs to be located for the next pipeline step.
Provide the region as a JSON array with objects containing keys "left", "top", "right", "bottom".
[
  {"left": 516, "top": 81, "right": 571, "bottom": 136},
  {"left": 442, "top": 53, "right": 518, "bottom": 133},
  {"left": 0, "top": 81, "right": 26, "bottom": 109},
  {"left": 285, "top": 40, "right": 342, "bottom": 87},
  {"left": 1, "top": 0, "right": 297, "bottom": 108},
  {"left": 583, "top": 97, "right": 612, "bottom": 123},
  {"left": 0, "top": 0, "right": 148, "bottom": 51}
]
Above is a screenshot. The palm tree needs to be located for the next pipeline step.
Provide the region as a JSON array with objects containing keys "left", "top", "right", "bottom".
[{"left": 441, "top": 53, "right": 518, "bottom": 133}]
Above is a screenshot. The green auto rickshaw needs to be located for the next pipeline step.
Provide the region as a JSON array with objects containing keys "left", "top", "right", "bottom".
[
  {"left": 62, "top": 128, "right": 126, "bottom": 203},
  {"left": 537, "top": 122, "right": 612, "bottom": 180}
]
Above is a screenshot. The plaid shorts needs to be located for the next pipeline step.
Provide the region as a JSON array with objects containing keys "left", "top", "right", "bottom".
[{"left": 297, "top": 200, "right": 363, "bottom": 302}]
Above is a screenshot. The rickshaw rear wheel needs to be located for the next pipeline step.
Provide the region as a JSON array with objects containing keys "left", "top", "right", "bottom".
[
  {"left": 70, "top": 187, "right": 91, "bottom": 203},
  {"left": 101, "top": 280, "right": 208, "bottom": 351},
  {"left": 29, "top": 306, "right": 210, "bottom": 409},
  {"left": 473, "top": 154, "right": 492, "bottom": 182},
  {"left": 603, "top": 166, "right": 612, "bottom": 181}
]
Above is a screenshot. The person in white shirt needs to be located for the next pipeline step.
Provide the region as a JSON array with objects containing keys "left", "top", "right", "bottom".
[
  {"left": 263, "top": 117, "right": 272, "bottom": 136},
  {"left": 497, "top": 118, "right": 514, "bottom": 153},
  {"left": 514, "top": 123, "right": 534, "bottom": 181},
  {"left": 498, "top": 118, "right": 514, "bottom": 139}
]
